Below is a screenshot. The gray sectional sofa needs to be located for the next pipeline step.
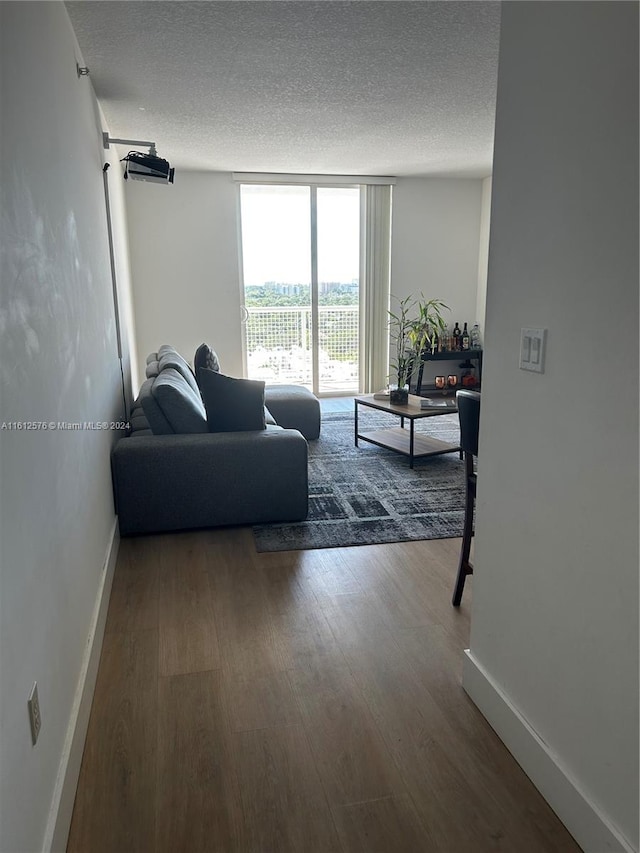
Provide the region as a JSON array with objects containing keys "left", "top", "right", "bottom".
[{"left": 111, "top": 345, "right": 320, "bottom": 535}]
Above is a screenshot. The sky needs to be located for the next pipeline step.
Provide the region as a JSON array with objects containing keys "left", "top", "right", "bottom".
[{"left": 240, "top": 184, "right": 360, "bottom": 287}]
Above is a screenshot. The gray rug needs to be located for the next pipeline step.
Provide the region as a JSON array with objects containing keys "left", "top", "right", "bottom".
[{"left": 253, "top": 408, "right": 465, "bottom": 552}]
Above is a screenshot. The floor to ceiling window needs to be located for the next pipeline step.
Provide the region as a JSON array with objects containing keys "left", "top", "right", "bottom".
[
  {"left": 237, "top": 175, "right": 394, "bottom": 396},
  {"left": 239, "top": 183, "right": 361, "bottom": 395}
]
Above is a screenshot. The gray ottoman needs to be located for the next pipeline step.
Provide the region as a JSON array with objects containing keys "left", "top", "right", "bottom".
[{"left": 264, "top": 385, "right": 321, "bottom": 440}]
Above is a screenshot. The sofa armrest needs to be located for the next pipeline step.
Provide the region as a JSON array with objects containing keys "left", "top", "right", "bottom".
[{"left": 111, "top": 428, "right": 308, "bottom": 535}]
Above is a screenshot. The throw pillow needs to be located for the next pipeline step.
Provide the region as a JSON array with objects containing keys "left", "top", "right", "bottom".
[
  {"left": 194, "top": 342, "right": 221, "bottom": 374},
  {"left": 197, "top": 368, "right": 266, "bottom": 433}
]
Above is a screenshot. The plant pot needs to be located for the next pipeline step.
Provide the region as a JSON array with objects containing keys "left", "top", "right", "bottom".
[{"left": 389, "top": 387, "right": 409, "bottom": 405}]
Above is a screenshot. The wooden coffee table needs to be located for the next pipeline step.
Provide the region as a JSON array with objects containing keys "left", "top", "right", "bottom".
[{"left": 354, "top": 394, "right": 460, "bottom": 468}]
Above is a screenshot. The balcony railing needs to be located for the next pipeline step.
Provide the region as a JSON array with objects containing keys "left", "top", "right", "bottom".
[{"left": 245, "top": 305, "right": 359, "bottom": 392}]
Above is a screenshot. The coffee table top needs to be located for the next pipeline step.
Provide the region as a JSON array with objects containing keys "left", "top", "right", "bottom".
[{"left": 355, "top": 393, "right": 458, "bottom": 419}]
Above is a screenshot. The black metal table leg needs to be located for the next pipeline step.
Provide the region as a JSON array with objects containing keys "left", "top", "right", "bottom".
[
  {"left": 354, "top": 399, "right": 358, "bottom": 446},
  {"left": 409, "top": 420, "right": 415, "bottom": 468}
]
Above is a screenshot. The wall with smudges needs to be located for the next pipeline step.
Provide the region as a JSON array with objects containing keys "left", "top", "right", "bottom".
[{"left": 0, "top": 3, "right": 131, "bottom": 850}]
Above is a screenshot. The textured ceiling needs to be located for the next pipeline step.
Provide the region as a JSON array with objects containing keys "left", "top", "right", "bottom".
[{"left": 66, "top": 1, "right": 501, "bottom": 177}]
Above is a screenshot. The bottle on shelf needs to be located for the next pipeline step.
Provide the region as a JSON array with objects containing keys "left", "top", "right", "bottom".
[
  {"left": 439, "top": 324, "right": 450, "bottom": 352},
  {"left": 470, "top": 323, "right": 482, "bottom": 349},
  {"left": 452, "top": 322, "right": 461, "bottom": 351},
  {"left": 461, "top": 322, "right": 470, "bottom": 351}
]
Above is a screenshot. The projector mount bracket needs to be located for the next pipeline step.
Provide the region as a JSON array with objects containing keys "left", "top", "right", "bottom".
[{"left": 103, "top": 133, "right": 157, "bottom": 157}]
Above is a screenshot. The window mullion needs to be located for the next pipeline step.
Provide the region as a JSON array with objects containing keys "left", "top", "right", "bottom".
[{"left": 310, "top": 185, "right": 319, "bottom": 395}]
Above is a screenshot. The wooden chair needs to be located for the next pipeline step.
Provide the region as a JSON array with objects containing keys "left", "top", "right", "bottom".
[{"left": 452, "top": 389, "right": 481, "bottom": 606}]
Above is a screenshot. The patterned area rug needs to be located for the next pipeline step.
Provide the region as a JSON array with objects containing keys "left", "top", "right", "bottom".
[{"left": 253, "top": 408, "right": 465, "bottom": 552}]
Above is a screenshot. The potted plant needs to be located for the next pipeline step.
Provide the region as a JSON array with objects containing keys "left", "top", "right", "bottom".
[
  {"left": 415, "top": 296, "right": 450, "bottom": 355},
  {"left": 388, "top": 295, "right": 449, "bottom": 403}
]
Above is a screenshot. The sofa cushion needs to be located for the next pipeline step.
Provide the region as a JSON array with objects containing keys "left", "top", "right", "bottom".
[
  {"left": 264, "top": 385, "right": 321, "bottom": 440},
  {"left": 197, "top": 367, "right": 266, "bottom": 433},
  {"left": 130, "top": 411, "right": 150, "bottom": 434},
  {"left": 157, "top": 348, "right": 200, "bottom": 396},
  {"left": 138, "top": 378, "right": 174, "bottom": 435},
  {"left": 194, "top": 342, "right": 221, "bottom": 374},
  {"left": 151, "top": 368, "right": 208, "bottom": 434},
  {"left": 145, "top": 360, "right": 160, "bottom": 378},
  {"left": 158, "top": 344, "right": 177, "bottom": 356}
]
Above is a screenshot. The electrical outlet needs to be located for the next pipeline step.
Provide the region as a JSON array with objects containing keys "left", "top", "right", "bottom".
[{"left": 27, "top": 682, "right": 41, "bottom": 746}]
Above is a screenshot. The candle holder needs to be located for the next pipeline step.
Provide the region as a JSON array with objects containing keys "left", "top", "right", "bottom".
[{"left": 447, "top": 375, "right": 458, "bottom": 389}]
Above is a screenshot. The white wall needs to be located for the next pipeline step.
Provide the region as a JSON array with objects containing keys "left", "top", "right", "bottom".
[
  {"left": 465, "top": 3, "right": 638, "bottom": 852},
  {"left": 390, "top": 177, "right": 484, "bottom": 326},
  {"left": 390, "top": 178, "right": 484, "bottom": 386},
  {"left": 475, "top": 176, "right": 492, "bottom": 336},
  {"left": 0, "top": 3, "right": 133, "bottom": 850},
  {"left": 125, "top": 171, "right": 244, "bottom": 382}
]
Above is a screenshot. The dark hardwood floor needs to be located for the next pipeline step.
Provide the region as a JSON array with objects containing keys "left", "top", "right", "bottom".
[{"left": 67, "top": 529, "right": 581, "bottom": 852}]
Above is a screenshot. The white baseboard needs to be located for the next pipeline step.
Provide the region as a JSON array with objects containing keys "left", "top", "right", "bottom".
[
  {"left": 462, "top": 650, "right": 636, "bottom": 853},
  {"left": 43, "top": 520, "right": 120, "bottom": 853}
]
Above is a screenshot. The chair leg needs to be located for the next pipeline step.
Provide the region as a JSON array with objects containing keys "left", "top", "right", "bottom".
[{"left": 452, "top": 487, "right": 474, "bottom": 607}]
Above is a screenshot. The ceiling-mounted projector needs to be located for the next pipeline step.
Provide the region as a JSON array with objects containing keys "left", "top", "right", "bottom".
[
  {"left": 124, "top": 151, "right": 175, "bottom": 184},
  {"left": 102, "top": 133, "right": 176, "bottom": 185}
]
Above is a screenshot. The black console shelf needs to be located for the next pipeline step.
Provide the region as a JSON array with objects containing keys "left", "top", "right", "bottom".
[{"left": 414, "top": 348, "right": 483, "bottom": 396}]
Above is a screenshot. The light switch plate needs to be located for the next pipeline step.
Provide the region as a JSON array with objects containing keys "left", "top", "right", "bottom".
[{"left": 520, "top": 327, "right": 547, "bottom": 373}]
